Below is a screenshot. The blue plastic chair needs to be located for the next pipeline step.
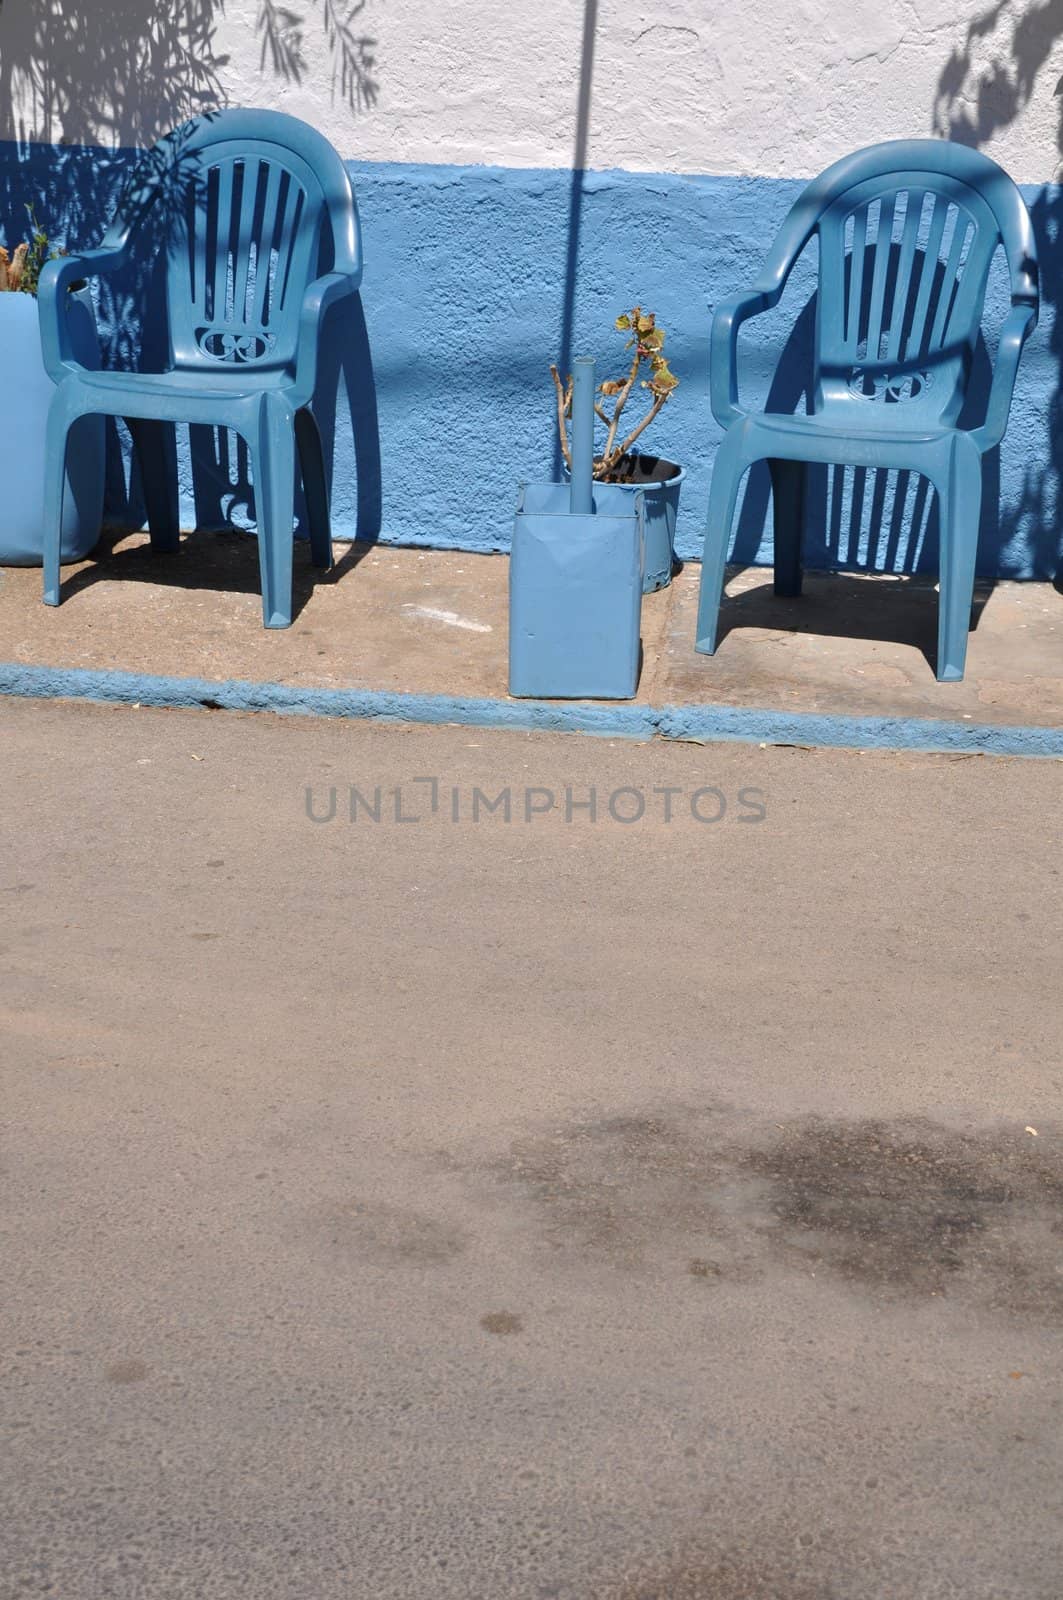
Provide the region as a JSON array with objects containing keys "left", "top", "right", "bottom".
[
  {"left": 695, "top": 140, "right": 1038, "bottom": 681},
  {"left": 37, "top": 109, "right": 363, "bottom": 628}
]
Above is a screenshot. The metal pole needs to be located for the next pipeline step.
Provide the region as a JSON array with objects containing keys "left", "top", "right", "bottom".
[{"left": 570, "top": 356, "right": 595, "bottom": 515}]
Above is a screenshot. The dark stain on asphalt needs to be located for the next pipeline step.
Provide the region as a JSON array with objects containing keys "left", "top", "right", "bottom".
[
  {"left": 105, "top": 1359, "right": 150, "bottom": 1385},
  {"left": 742, "top": 1117, "right": 1063, "bottom": 1310},
  {"left": 310, "top": 1198, "right": 467, "bottom": 1267},
  {"left": 687, "top": 1257, "right": 723, "bottom": 1280},
  {"left": 484, "top": 1108, "right": 1063, "bottom": 1316},
  {"left": 483, "top": 1110, "right": 757, "bottom": 1277},
  {"left": 480, "top": 1310, "right": 523, "bottom": 1335}
]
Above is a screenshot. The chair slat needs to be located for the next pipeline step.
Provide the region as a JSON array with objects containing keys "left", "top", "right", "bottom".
[
  {"left": 185, "top": 179, "right": 203, "bottom": 310},
  {"left": 932, "top": 219, "right": 974, "bottom": 352},
  {"left": 902, "top": 195, "right": 948, "bottom": 361},
  {"left": 277, "top": 187, "right": 307, "bottom": 313},
  {"left": 864, "top": 194, "right": 897, "bottom": 362},
  {"left": 845, "top": 204, "right": 869, "bottom": 351},
  {"left": 233, "top": 159, "right": 261, "bottom": 325},
  {"left": 884, "top": 189, "right": 923, "bottom": 362},
  {"left": 817, "top": 218, "right": 848, "bottom": 353},
  {"left": 251, "top": 164, "right": 285, "bottom": 327},
  {"left": 212, "top": 161, "right": 235, "bottom": 324}
]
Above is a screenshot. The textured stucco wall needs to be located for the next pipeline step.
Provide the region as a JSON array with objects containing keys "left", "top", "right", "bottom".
[
  {"left": 2, "top": 0, "right": 1062, "bottom": 182},
  {"left": 1, "top": 1, "right": 1061, "bottom": 577}
]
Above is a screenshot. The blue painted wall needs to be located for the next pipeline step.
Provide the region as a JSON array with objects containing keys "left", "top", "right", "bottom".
[{"left": 2, "top": 140, "right": 1059, "bottom": 578}]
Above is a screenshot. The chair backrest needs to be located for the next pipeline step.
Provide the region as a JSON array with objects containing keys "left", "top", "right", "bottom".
[
  {"left": 804, "top": 142, "right": 1036, "bottom": 426},
  {"left": 108, "top": 109, "right": 360, "bottom": 375}
]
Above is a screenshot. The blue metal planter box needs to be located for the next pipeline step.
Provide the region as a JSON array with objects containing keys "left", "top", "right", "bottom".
[
  {"left": 509, "top": 478, "right": 645, "bottom": 699},
  {"left": 0, "top": 288, "right": 104, "bottom": 566}
]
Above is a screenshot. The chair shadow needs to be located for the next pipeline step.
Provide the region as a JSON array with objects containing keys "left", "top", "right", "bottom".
[
  {"left": 716, "top": 567, "right": 996, "bottom": 675},
  {"left": 58, "top": 526, "right": 378, "bottom": 624},
  {"left": 177, "top": 293, "right": 382, "bottom": 548}
]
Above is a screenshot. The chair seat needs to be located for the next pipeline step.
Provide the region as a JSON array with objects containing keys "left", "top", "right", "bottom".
[
  {"left": 79, "top": 365, "right": 292, "bottom": 402},
  {"left": 750, "top": 409, "right": 955, "bottom": 455}
]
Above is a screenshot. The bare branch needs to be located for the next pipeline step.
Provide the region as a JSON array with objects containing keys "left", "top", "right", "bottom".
[
  {"left": 616, "top": 392, "right": 668, "bottom": 461},
  {"left": 550, "top": 364, "right": 573, "bottom": 472},
  {"left": 602, "top": 348, "right": 641, "bottom": 463},
  {"left": 554, "top": 306, "right": 679, "bottom": 485}
]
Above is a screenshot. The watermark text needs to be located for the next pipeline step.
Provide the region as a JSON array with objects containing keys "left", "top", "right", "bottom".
[{"left": 304, "top": 778, "right": 768, "bottom": 826}]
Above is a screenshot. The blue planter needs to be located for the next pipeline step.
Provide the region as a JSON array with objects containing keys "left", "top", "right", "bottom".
[
  {"left": 509, "top": 480, "right": 645, "bottom": 699},
  {"left": 607, "top": 455, "right": 684, "bottom": 592},
  {"left": 565, "top": 454, "right": 683, "bottom": 592},
  {"left": 0, "top": 288, "right": 104, "bottom": 566}
]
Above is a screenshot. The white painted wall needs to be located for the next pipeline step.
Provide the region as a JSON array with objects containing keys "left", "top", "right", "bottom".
[{"left": 2, "top": 0, "right": 1061, "bottom": 181}]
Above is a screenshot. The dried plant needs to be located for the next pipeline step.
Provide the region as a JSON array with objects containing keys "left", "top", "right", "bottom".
[
  {"left": 0, "top": 207, "right": 62, "bottom": 295},
  {"left": 551, "top": 306, "right": 679, "bottom": 480}
]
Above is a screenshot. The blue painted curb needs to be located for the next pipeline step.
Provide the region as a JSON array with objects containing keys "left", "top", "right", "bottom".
[{"left": 1, "top": 662, "right": 1061, "bottom": 759}]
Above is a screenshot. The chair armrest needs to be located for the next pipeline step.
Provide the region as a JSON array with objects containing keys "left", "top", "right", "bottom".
[
  {"left": 330, "top": 190, "right": 364, "bottom": 285},
  {"left": 711, "top": 289, "right": 775, "bottom": 429},
  {"left": 710, "top": 194, "right": 819, "bottom": 430},
  {"left": 971, "top": 302, "right": 1038, "bottom": 453},
  {"left": 292, "top": 270, "right": 362, "bottom": 404},
  {"left": 37, "top": 247, "right": 128, "bottom": 380}
]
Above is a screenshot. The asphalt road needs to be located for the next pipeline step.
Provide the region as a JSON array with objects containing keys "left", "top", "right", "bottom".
[{"left": 3, "top": 697, "right": 1062, "bottom": 1599}]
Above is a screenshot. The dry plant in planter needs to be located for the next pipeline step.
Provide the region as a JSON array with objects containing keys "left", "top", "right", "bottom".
[
  {"left": 0, "top": 207, "right": 62, "bottom": 294},
  {"left": 0, "top": 207, "right": 102, "bottom": 567},
  {"left": 551, "top": 306, "right": 679, "bottom": 481},
  {"left": 549, "top": 307, "right": 684, "bottom": 592}
]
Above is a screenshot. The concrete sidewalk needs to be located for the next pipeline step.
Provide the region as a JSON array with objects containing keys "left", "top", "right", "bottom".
[{"left": 1, "top": 530, "right": 1062, "bottom": 729}]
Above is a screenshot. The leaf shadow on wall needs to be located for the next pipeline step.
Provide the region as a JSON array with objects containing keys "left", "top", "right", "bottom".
[
  {"left": 258, "top": 0, "right": 379, "bottom": 115},
  {"left": 931, "top": 0, "right": 1063, "bottom": 581},
  {"left": 0, "top": 0, "right": 381, "bottom": 549},
  {"left": 0, "top": 0, "right": 379, "bottom": 144},
  {"left": 0, "top": 0, "right": 227, "bottom": 149}
]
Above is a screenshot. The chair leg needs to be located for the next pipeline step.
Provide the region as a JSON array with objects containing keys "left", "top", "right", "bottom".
[
  {"left": 42, "top": 394, "right": 74, "bottom": 607},
  {"left": 127, "top": 418, "right": 180, "bottom": 552},
  {"left": 934, "top": 438, "right": 983, "bottom": 683},
  {"left": 695, "top": 428, "right": 748, "bottom": 655},
  {"left": 252, "top": 394, "right": 297, "bottom": 629},
  {"left": 768, "top": 458, "right": 805, "bottom": 597},
  {"left": 294, "top": 407, "right": 333, "bottom": 570}
]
